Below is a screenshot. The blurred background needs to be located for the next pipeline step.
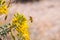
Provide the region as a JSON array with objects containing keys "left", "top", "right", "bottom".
[{"left": 1, "top": 0, "right": 60, "bottom": 40}]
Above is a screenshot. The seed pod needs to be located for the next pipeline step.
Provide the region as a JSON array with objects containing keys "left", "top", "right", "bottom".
[{"left": 5, "top": 15, "right": 7, "bottom": 20}]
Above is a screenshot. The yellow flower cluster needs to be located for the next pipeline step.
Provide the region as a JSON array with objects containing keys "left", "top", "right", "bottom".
[
  {"left": 0, "top": 0, "right": 30, "bottom": 40},
  {"left": 12, "top": 13, "right": 30, "bottom": 40},
  {"left": 0, "top": 0, "right": 8, "bottom": 15}
]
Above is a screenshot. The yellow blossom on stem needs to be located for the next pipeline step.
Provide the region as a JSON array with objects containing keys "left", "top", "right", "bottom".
[
  {"left": 0, "top": 0, "right": 8, "bottom": 15},
  {"left": 12, "top": 13, "right": 30, "bottom": 40}
]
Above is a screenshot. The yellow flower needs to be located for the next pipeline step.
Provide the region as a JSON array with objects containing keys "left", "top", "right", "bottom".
[
  {"left": 0, "top": 0, "right": 8, "bottom": 15},
  {"left": 12, "top": 13, "right": 30, "bottom": 40}
]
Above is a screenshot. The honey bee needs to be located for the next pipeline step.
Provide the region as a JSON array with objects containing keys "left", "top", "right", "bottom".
[{"left": 29, "top": 16, "right": 33, "bottom": 23}]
